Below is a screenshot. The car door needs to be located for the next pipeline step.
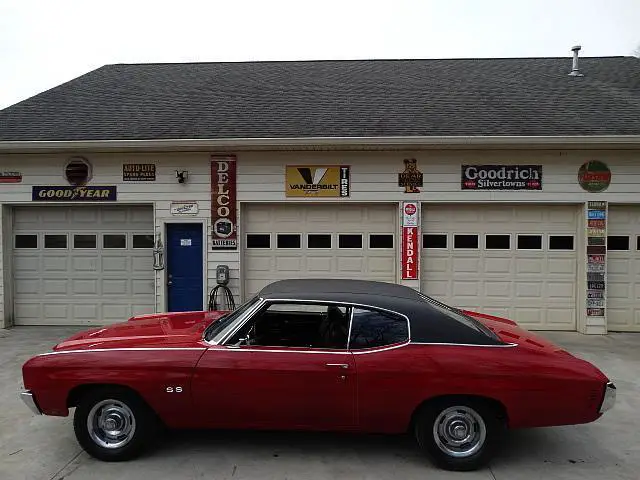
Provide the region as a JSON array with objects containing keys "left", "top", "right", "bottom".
[
  {"left": 191, "top": 302, "right": 356, "bottom": 430},
  {"left": 349, "top": 307, "right": 437, "bottom": 433}
]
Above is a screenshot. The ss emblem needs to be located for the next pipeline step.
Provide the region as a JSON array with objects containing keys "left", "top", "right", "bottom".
[{"left": 166, "top": 386, "right": 183, "bottom": 393}]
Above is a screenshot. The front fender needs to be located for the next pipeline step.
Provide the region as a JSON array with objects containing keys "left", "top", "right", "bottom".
[{"left": 22, "top": 348, "right": 206, "bottom": 427}]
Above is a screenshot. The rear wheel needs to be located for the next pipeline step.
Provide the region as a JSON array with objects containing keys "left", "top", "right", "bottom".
[
  {"left": 414, "top": 398, "right": 504, "bottom": 471},
  {"left": 73, "top": 387, "right": 158, "bottom": 461}
]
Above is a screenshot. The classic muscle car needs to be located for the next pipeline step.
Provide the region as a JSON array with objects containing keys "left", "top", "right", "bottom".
[{"left": 21, "top": 279, "right": 616, "bottom": 471}]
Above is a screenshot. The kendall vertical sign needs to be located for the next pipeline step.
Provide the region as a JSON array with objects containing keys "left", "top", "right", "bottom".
[
  {"left": 401, "top": 201, "right": 420, "bottom": 280},
  {"left": 211, "top": 155, "right": 237, "bottom": 249}
]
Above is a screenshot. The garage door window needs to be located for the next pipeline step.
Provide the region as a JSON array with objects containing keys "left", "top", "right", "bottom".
[
  {"left": 15, "top": 234, "right": 38, "bottom": 249},
  {"left": 607, "top": 236, "right": 629, "bottom": 251},
  {"left": 246, "top": 234, "right": 270, "bottom": 249},
  {"left": 338, "top": 234, "right": 363, "bottom": 249},
  {"left": 308, "top": 234, "right": 332, "bottom": 249},
  {"left": 104, "top": 234, "right": 126, "bottom": 249},
  {"left": 517, "top": 234, "right": 543, "bottom": 250},
  {"left": 277, "top": 234, "right": 301, "bottom": 249},
  {"left": 349, "top": 308, "right": 409, "bottom": 349},
  {"left": 485, "top": 234, "right": 510, "bottom": 250},
  {"left": 637, "top": 236, "right": 640, "bottom": 251},
  {"left": 424, "top": 234, "right": 447, "bottom": 249},
  {"left": 74, "top": 234, "right": 97, "bottom": 249},
  {"left": 132, "top": 234, "right": 154, "bottom": 249},
  {"left": 549, "top": 235, "right": 574, "bottom": 250},
  {"left": 453, "top": 234, "right": 479, "bottom": 249},
  {"left": 369, "top": 234, "right": 393, "bottom": 249},
  {"left": 44, "top": 234, "right": 67, "bottom": 249}
]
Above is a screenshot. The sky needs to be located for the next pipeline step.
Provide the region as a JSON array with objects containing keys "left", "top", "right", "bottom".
[{"left": 1, "top": 0, "right": 639, "bottom": 109}]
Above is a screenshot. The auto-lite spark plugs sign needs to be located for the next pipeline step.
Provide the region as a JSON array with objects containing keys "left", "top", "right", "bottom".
[
  {"left": 401, "top": 201, "right": 419, "bottom": 280},
  {"left": 211, "top": 155, "right": 237, "bottom": 249},
  {"left": 461, "top": 165, "right": 543, "bottom": 190}
]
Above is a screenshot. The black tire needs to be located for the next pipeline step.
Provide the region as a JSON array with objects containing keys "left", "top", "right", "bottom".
[
  {"left": 414, "top": 398, "right": 504, "bottom": 471},
  {"left": 73, "top": 386, "right": 159, "bottom": 461}
]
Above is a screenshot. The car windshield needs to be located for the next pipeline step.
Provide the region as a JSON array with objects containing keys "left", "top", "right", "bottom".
[
  {"left": 417, "top": 293, "right": 500, "bottom": 341},
  {"left": 204, "top": 296, "right": 261, "bottom": 343}
]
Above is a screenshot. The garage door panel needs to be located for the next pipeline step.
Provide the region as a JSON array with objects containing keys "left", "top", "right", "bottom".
[
  {"left": 12, "top": 206, "right": 154, "bottom": 325},
  {"left": 422, "top": 204, "right": 578, "bottom": 330},
  {"left": 243, "top": 204, "right": 396, "bottom": 299},
  {"left": 484, "top": 258, "right": 511, "bottom": 273},
  {"left": 607, "top": 205, "right": 640, "bottom": 331},
  {"left": 102, "top": 256, "right": 128, "bottom": 272}
]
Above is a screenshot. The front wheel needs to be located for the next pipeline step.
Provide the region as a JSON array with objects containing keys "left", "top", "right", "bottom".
[
  {"left": 414, "top": 399, "right": 504, "bottom": 471},
  {"left": 73, "top": 387, "right": 158, "bottom": 461}
]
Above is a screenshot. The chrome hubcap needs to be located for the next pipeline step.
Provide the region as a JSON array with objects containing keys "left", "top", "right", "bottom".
[
  {"left": 433, "top": 406, "right": 486, "bottom": 458},
  {"left": 87, "top": 399, "right": 136, "bottom": 449}
]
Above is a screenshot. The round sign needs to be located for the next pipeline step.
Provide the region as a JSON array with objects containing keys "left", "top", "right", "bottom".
[
  {"left": 404, "top": 203, "right": 417, "bottom": 216},
  {"left": 578, "top": 161, "right": 611, "bottom": 193}
]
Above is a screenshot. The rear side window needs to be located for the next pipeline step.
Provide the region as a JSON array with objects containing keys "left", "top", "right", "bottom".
[{"left": 349, "top": 308, "right": 408, "bottom": 350}]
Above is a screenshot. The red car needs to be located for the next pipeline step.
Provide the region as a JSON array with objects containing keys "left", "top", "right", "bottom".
[{"left": 21, "top": 279, "right": 616, "bottom": 471}]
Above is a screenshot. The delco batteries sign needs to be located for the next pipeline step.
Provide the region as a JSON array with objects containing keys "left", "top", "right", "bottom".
[
  {"left": 211, "top": 155, "right": 237, "bottom": 249},
  {"left": 461, "top": 165, "right": 542, "bottom": 190}
]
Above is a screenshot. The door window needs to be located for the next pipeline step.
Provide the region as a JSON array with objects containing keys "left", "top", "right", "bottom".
[
  {"left": 349, "top": 308, "right": 409, "bottom": 350},
  {"left": 229, "top": 302, "right": 350, "bottom": 350}
]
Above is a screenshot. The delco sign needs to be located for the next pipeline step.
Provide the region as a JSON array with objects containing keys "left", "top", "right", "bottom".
[
  {"left": 32, "top": 186, "right": 117, "bottom": 201},
  {"left": 461, "top": 165, "right": 542, "bottom": 190},
  {"left": 211, "top": 155, "right": 237, "bottom": 249}
]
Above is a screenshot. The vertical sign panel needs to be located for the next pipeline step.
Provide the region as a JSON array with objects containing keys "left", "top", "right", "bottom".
[
  {"left": 585, "top": 201, "right": 607, "bottom": 319},
  {"left": 211, "top": 155, "right": 237, "bottom": 249},
  {"left": 401, "top": 201, "right": 419, "bottom": 280}
]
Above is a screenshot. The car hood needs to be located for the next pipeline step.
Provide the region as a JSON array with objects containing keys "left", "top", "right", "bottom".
[
  {"left": 52, "top": 310, "right": 228, "bottom": 351},
  {"left": 462, "top": 310, "right": 569, "bottom": 354}
]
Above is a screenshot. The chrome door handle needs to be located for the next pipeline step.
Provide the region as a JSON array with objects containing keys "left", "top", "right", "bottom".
[{"left": 325, "top": 363, "right": 349, "bottom": 370}]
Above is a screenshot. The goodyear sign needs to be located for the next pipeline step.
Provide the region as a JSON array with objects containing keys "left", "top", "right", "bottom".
[
  {"left": 286, "top": 166, "right": 350, "bottom": 197},
  {"left": 32, "top": 186, "right": 117, "bottom": 201}
]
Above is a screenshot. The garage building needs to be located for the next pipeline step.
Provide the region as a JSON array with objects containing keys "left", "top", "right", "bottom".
[{"left": 1, "top": 53, "right": 639, "bottom": 334}]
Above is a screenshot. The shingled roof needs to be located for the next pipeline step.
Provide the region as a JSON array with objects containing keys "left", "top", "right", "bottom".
[{"left": 1, "top": 57, "right": 639, "bottom": 142}]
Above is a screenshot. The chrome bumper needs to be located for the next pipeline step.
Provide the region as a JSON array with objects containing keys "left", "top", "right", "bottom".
[
  {"left": 599, "top": 382, "right": 616, "bottom": 414},
  {"left": 20, "top": 391, "right": 42, "bottom": 415}
]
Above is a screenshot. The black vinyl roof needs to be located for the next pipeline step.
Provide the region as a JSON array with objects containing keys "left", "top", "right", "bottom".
[
  {"left": 1, "top": 56, "right": 639, "bottom": 142},
  {"left": 259, "top": 278, "right": 423, "bottom": 303},
  {"left": 258, "top": 279, "right": 503, "bottom": 345}
]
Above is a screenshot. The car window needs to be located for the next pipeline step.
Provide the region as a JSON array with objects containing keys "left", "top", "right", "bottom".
[
  {"left": 205, "top": 296, "right": 261, "bottom": 343},
  {"left": 416, "top": 293, "right": 500, "bottom": 341},
  {"left": 349, "top": 308, "right": 409, "bottom": 350},
  {"left": 228, "top": 302, "right": 350, "bottom": 350}
]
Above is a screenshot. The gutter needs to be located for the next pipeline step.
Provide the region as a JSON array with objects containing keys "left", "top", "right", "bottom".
[{"left": 1, "top": 135, "right": 640, "bottom": 153}]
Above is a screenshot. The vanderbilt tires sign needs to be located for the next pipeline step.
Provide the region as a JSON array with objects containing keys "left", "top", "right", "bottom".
[{"left": 286, "top": 166, "right": 350, "bottom": 197}]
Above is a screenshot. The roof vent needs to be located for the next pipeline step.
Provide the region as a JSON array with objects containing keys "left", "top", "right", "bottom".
[{"left": 568, "top": 45, "right": 584, "bottom": 77}]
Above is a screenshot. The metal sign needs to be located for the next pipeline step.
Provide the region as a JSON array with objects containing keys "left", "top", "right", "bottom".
[
  {"left": 402, "top": 226, "right": 419, "bottom": 280},
  {"left": 32, "top": 186, "right": 117, "bottom": 201},
  {"left": 123, "top": 164, "right": 156, "bottom": 181},
  {"left": 171, "top": 202, "right": 199, "bottom": 215},
  {"left": 286, "top": 166, "right": 350, "bottom": 197},
  {"left": 0, "top": 171, "right": 22, "bottom": 183},
  {"left": 211, "top": 155, "right": 237, "bottom": 249},
  {"left": 398, "top": 158, "right": 423, "bottom": 193},
  {"left": 587, "top": 263, "right": 605, "bottom": 273},
  {"left": 579, "top": 161, "right": 611, "bottom": 193},
  {"left": 587, "top": 308, "right": 605, "bottom": 317},
  {"left": 402, "top": 201, "right": 419, "bottom": 227},
  {"left": 461, "top": 165, "right": 542, "bottom": 190}
]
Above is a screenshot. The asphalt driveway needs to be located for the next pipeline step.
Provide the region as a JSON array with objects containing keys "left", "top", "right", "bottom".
[{"left": 1, "top": 327, "right": 638, "bottom": 480}]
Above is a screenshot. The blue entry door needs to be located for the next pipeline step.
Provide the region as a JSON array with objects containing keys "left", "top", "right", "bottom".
[{"left": 167, "top": 223, "right": 204, "bottom": 312}]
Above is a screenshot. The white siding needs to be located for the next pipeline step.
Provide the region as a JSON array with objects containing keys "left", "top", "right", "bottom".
[{"left": 0, "top": 148, "right": 639, "bottom": 332}]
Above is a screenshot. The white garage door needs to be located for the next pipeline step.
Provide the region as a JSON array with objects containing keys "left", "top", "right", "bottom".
[
  {"left": 12, "top": 206, "right": 155, "bottom": 325},
  {"left": 243, "top": 204, "right": 397, "bottom": 299},
  {"left": 421, "top": 204, "right": 579, "bottom": 331},
  {"left": 606, "top": 205, "right": 640, "bottom": 332}
]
